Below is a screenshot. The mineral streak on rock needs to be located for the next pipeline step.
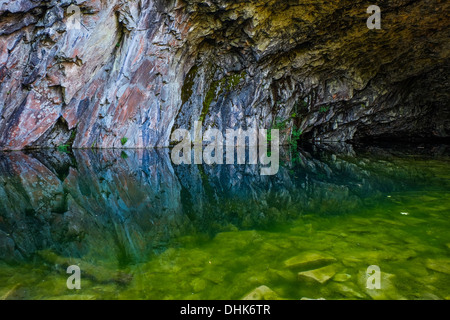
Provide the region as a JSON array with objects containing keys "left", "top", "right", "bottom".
[{"left": 0, "top": 0, "right": 449, "bottom": 150}]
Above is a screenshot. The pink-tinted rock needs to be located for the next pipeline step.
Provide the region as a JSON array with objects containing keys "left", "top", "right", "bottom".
[{"left": 0, "top": 0, "right": 448, "bottom": 150}]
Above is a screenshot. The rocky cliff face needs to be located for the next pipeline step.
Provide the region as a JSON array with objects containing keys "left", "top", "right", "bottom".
[{"left": 0, "top": 0, "right": 449, "bottom": 150}]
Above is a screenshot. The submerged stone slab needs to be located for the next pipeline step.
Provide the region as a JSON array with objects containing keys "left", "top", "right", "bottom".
[
  {"left": 418, "top": 292, "right": 442, "bottom": 300},
  {"left": 267, "top": 268, "right": 296, "bottom": 282},
  {"left": 328, "top": 283, "right": 366, "bottom": 299},
  {"left": 358, "top": 271, "right": 405, "bottom": 300},
  {"left": 297, "top": 264, "right": 338, "bottom": 284},
  {"left": 333, "top": 273, "right": 352, "bottom": 282},
  {"left": 242, "top": 285, "right": 279, "bottom": 300},
  {"left": 425, "top": 258, "right": 450, "bottom": 275},
  {"left": 284, "top": 251, "right": 336, "bottom": 270},
  {"left": 48, "top": 295, "right": 96, "bottom": 300},
  {"left": 190, "top": 278, "right": 207, "bottom": 293},
  {"left": 0, "top": 283, "right": 20, "bottom": 300}
]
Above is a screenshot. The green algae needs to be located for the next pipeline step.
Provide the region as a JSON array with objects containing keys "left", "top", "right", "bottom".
[
  {"left": 200, "top": 79, "right": 222, "bottom": 122},
  {"left": 200, "top": 70, "right": 247, "bottom": 122},
  {"left": 125, "top": 186, "right": 446, "bottom": 300},
  {"left": 226, "top": 71, "right": 247, "bottom": 91},
  {"left": 181, "top": 65, "right": 199, "bottom": 106},
  {"left": 181, "top": 63, "right": 246, "bottom": 123}
]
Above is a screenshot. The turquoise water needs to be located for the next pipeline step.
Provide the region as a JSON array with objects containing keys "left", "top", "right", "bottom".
[{"left": 0, "top": 144, "right": 449, "bottom": 299}]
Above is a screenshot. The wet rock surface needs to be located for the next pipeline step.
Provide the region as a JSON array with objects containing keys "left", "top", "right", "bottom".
[
  {"left": 284, "top": 251, "right": 336, "bottom": 270},
  {"left": 242, "top": 285, "right": 278, "bottom": 300},
  {"left": 297, "top": 264, "right": 338, "bottom": 284},
  {"left": 0, "top": 1, "right": 449, "bottom": 150}
]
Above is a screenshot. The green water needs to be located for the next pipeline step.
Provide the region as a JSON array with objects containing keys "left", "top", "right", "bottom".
[{"left": 0, "top": 144, "right": 449, "bottom": 300}]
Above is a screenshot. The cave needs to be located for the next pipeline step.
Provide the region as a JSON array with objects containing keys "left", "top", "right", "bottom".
[
  {"left": 0, "top": 0, "right": 449, "bottom": 302},
  {"left": 0, "top": 0, "right": 448, "bottom": 149}
]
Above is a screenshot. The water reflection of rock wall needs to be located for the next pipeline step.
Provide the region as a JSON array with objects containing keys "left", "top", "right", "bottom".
[
  {"left": 0, "top": 145, "right": 447, "bottom": 264},
  {"left": 0, "top": 149, "right": 191, "bottom": 265}
]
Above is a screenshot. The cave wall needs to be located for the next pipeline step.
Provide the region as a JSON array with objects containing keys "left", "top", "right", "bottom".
[{"left": 0, "top": 0, "right": 448, "bottom": 150}]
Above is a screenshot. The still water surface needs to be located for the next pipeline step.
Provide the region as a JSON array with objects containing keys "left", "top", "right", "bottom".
[{"left": 0, "top": 143, "right": 449, "bottom": 299}]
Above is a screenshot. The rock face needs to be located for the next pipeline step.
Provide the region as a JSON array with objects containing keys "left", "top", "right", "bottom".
[{"left": 0, "top": 0, "right": 449, "bottom": 150}]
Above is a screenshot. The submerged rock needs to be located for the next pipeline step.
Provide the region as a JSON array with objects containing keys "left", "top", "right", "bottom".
[
  {"left": 47, "top": 294, "right": 96, "bottom": 300},
  {"left": 267, "top": 269, "right": 296, "bottom": 282},
  {"left": 191, "top": 278, "right": 207, "bottom": 293},
  {"left": 425, "top": 258, "right": 450, "bottom": 275},
  {"left": 358, "top": 270, "right": 404, "bottom": 300},
  {"left": 37, "top": 249, "right": 132, "bottom": 285},
  {"left": 242, "top": 285, "right": 279, "bottom": 300},
  {"left": 418, "top": 292, "right": 442, "bottom": 300},
  {"left": 326, "top": 282, "right": 366, "bottom": 299},
  {"left": 0, "top": 147, "right": 449, "bottom": 299},
  {"left": 333, "top": 273, "right": 351, "bottom": 282},
  {"left": 284, "top": 251, "right": 336, "bottom": 270},
  {"left": 0, "top": 283, "right": 20, "bottom": 300},
  {"left": 297, "top": 264, "right": 338, "bottom": 284}
]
